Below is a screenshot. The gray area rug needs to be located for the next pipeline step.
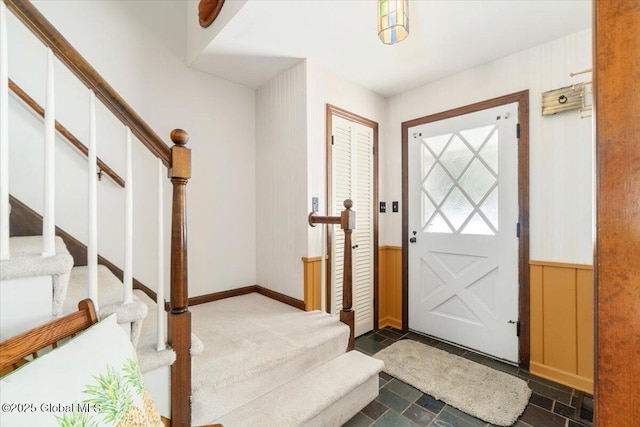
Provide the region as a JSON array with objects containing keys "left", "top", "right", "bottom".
[{"left": 374, "top": 340, "right": 531, "bottom": 426}]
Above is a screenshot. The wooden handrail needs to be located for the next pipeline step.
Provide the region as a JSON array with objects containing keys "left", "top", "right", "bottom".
[
  {"left": 8, "top": 79, "right": 125, "bottom": 187},
  {"left": 4, "top": 0, "right": 171, "bottom": 166},
  {"left": 309, "top": 199, "right": 356, "bottom": 351}
]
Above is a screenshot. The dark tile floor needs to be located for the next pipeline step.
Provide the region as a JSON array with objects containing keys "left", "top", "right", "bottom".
[{"left": 345, "top": 328, "right": 593, "bottom": 427}]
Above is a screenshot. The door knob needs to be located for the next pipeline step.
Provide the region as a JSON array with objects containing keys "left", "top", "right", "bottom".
[{"left": 409, "top": 237, "right": 417, "bottom": 243}]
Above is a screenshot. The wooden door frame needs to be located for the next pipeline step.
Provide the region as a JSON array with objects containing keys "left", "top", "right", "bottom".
[
  {"left": 326, "top": 104, "right": 380, "bottom": 330},
  {"left": 401, "top": 91, "right": 530, "bottom": 367},
  {"left": 594, "top": 2, "right": 640, "bottom": 425}
]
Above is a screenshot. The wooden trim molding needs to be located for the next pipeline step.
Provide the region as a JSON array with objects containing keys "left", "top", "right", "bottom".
[
  {"left": 594, "top": 1, "right": 640, "bottom": 425},
  {"left": 188, "top": 285, "right": 256, "bottom": 306},
  {"left": 8, "top": 194, "right": 149, "bottom": 293},
  {"left": 529, "top": 261, "right": 593, "bottom": 393},
  {"left": 401, "top": 90, "right": 530, "bottom": 367},
  {"left": 529, "top": 260, "right": 593, "bottom": 270},
  {"left": 8, "top": 79, "right": 124, "bottom": 187},
  {"left": 256, "top": 285, "right": 305, "bottom": 311},
  {"left": 188, "top": 285, "right": 305, "bottom": 311}
]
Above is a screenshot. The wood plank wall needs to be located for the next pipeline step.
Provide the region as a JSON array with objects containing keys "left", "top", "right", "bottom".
[
  {"left": 530, "top": 261, "right": 593, "bottom": 393},
  {"left": 302, "top": 256, "right": 322, "bottom": 311},
  {"left": 378, "top": 246, "right": 402, "bottom": 329},
  {"left": 303, "top": 247, "right": 402, "bottom": 328}
]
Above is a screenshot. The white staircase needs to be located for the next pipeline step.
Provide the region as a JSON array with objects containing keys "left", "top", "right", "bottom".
[
  {"left": 188, "top": 293, "right": 384, "bottom": 426},
  {"left": 0, "top": 232, "right": 383, "bottom": 426}
]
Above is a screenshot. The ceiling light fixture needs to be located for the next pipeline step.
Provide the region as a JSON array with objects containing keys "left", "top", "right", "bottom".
[{"left": 378, "top": 0, "right": 409, "bottom": 44}]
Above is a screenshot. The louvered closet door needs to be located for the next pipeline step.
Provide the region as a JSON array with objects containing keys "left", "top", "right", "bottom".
[{"left": 331, "top": 115, "right": 374, "bottom": 337}]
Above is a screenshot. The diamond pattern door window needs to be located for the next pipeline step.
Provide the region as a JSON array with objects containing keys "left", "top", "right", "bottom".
[{"left": 421, "top": 124, "right": 498, "bottom": 235}]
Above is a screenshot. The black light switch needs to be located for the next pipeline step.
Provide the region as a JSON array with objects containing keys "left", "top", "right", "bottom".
[
  {"left": 392, "top": 201, "right": 399, "bottom": 212},
  {"left": 380, "top": 202, "right": 386, "bottom": 213}
]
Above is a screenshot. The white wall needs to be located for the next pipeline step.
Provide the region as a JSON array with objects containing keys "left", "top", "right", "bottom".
[
  {"left": 7, "top": 1, "right": 256, "bottom": 297},
  {"left": 186, "top": 0, "right": 247, "bottom": 65},
  {"left": 255, "top": 61, "right": 307, "bottom": 299},
  {"left": 254, "top": 59, "right": 387, "bottom": 299},
  {"left": 305, "top": 60, "right": 387, "bottom": 257},
  {"left": 383, "top": 29, "right": 593, "bottom": 264}
]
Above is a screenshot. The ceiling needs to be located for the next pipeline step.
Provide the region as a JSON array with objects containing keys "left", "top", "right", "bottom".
[{"left": 190, "top": 0, "right": 592, "bottom": 97}]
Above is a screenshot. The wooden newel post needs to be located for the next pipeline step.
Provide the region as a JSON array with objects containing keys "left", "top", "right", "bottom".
[
  {"left": 308, "top": 199, "right": 356, "bottom": 351},
  {"left": 340, "top": 199, "right": 356, "bottom": 351},
  {"left": 167, "top": 129, "right": 191, "bottom": 427}
]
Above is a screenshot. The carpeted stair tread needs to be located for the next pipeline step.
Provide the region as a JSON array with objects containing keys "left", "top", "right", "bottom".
[
  {"left": 1, "top": 236, "right": 73, "bottom": 316},
  {"left": 63, "top": 266, "right": 145, "bottom": 315},
  {"left": 211, "top": 350, "right": 384, "bottom": 427},
  {"left": 190, "top": 293, "right": 351, "bottom": 423},
  {"left": 133, "top": 289, "right": 204, "bottom": 373},
  {"left": 63, "top": 266, "right": 148, "bottom": 347}
]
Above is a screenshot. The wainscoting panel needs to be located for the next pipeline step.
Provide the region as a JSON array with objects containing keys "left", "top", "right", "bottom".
[
  {"left": 529, "top": 261, "right": 593, "bottom": 393},
  {"left": 304, "top": 248, "right": 403, "bottom": 325},
  {"left": 302, "top": 256, "right": 322, "bottom": 311},
  {"left": 379, "top": 246, "right": 402, "bottom": 329}
]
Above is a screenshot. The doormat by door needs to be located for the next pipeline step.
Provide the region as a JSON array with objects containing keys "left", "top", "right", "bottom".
[{"left": 374, "top": 340, "right": 531, "bottom": 426}]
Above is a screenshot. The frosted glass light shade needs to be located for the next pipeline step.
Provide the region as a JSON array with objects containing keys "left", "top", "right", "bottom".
[{"left": 378, "top": 0, "right": 409, "bottom": 44}]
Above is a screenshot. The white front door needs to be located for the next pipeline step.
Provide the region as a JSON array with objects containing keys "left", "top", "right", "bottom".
[
  {"left": 331, "top": 114, "right": 374, "bottom": 337},
  {"left": 408, "top": 103, "right": 520, "bottom": 362}
]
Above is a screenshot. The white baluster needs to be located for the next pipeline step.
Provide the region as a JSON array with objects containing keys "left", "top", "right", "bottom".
[
  {"left": 123, "top": 127, "right": 133, "bottom": 304},
  {"left": 88, "top": 91, "right": 98, "bottom": 311},
  {"left": 42, "top": 49, "right": 55, "bottom": 257},
  {"left": 156, "top": 158, "right": 166, "bottom": 351},
  {"left": 0, "top": 1, "right": 9, "bottom": 260}
]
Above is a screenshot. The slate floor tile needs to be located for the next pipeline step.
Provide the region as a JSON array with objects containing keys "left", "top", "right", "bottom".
[
  {"left": 553, "top": 401, "right": 575, "bottom": 418},
  {"left": 520, "top": 404, "right": 567, "bottom": 427},
  {"left": 355, "top": 337, "right": 388, "bottom": 355},
  {"left": 415, "top": 393, "right": 446, "bottom": 414},
  {"left": 371, "top": 333, "right": 389, "bottom": 342},
  {"left": 385, "top": 378, "right": 422, "bottom": 402},
  {"left": 362, "top": 400, "right": 388, "bottom": 421},
  {"left": 377, "top": 387, "right": 411, "bottom": 413},
  {"left": 481, "top": 357, "right": 519, "bottom": 375},
  {"left": 379, "top": 371, "right": 393, "bottom": 382},
  {"left": 528, "top": 380, "right": 572, "bottom": 404},
  {"left": 377, "top": 328, "right": 404, "bottom": 340},
  {"left": 372, "top": 410, "right": 416, "bottom": 427},
  {"left": 529, "top": 393, "right": 553, "bottom": 410},
  {"left": 436, "top": 341, "right": 467, "bottom": 356},
  {"left": 403, "top": 403, "right": 436, "bottom": 426},
  {"left": 461, "top": 350, "right": 486, "bottom": 364},
  {"left": 433, "top": 406, "right": 486, "bottom": 427},
  {"left": 521, "top": 372, "right": 574, "bottom": 394},
  {"left": 343, "top": 412, "right": 373, "bottom": 427},
  {"left": 349, "top": 330, "right": 584, "bottom": 427}
]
